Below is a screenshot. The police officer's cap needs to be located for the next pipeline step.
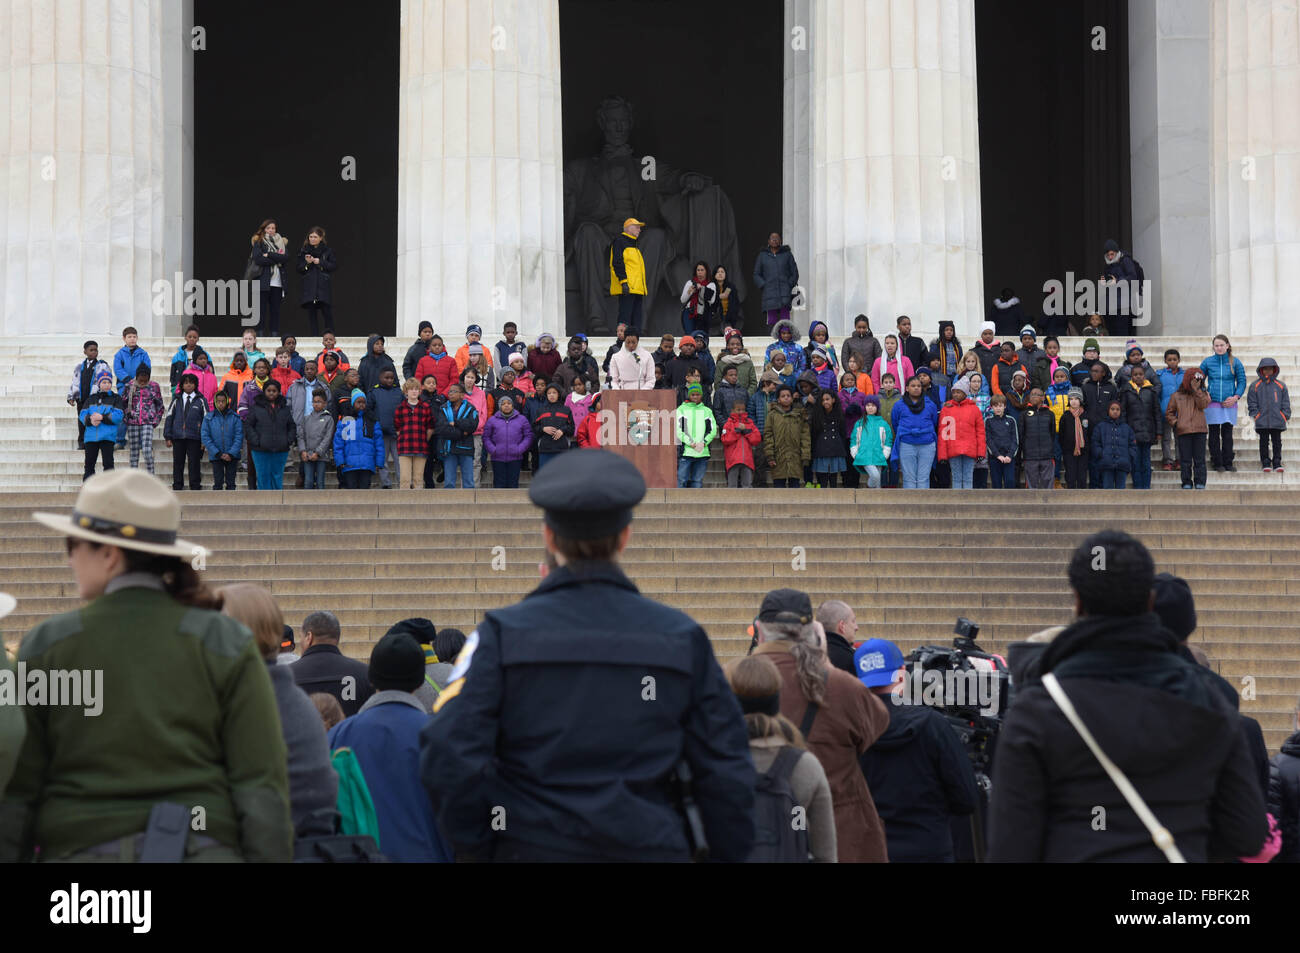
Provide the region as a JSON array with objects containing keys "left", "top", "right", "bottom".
[
  {"left": 528, "top": 449, "right": 646, "bottom": 540},
  {"left": 757, "top": 588, "right": 813, "bottom": 625}
]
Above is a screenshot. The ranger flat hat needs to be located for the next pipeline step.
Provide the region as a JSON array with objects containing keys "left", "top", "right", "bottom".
[
  {"left": 528, "top": 449, "right": 646, "bottom": 540},
  {"left": 33, "top": 469, "right": 208, "bottom": 562}
]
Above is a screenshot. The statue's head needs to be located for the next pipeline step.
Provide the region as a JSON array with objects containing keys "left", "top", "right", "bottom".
[{"left": 596, "top": 97, "right": 634, "bottom": 147}]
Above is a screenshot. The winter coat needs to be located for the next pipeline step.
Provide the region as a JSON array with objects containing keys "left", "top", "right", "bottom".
[
  {"left": 1101, "top": 252, "right": 1145, "bottom": 318},
  {"left": 168, "top": 345, "right": 201, "bottom": 394},
  {"left": 1269, "top": 731, "right": 1300, "bottom": 863},
  {"left": 752, "top": 245, "right": 799, "bottom": 311},
  {"left": 575, "top": 408, "right": 603, "bottom": 447},
  {"left": 676, "top": 401, "right": 716, "bottom": 459},
  {"left": 184, "top": 363, "right": 219, "bottom": 406},
  {"left": 839, "top": 388, "right": 867, "bottom": 431},
  {"left": 984, "top": 412, "right": 1019, "bottom": 460},
  {"left": 712, "top": 379, "right": 750, "bottom": 428},
  {"left": 250, "top": 235, "right": 290, "bottom": 295},
  {"left": 358, "top": 335, "right": 398, "bottom": 394},
  {"left": 1166, "top": 387, "right": 1210, "bottom": 436},
  {"left": 929, "top": 334, "right": 964, "bottom": 380},
  {"left": 434, "top": 399, "right": 479, "bottom": 457},
  {"left": 810, "top": 405, "right": 848, "bottom": 462},
  {"left": 527, "top": 346, "right": 562, "bottom": 383},
  {"left": 79, "top": 391, "right": 124, "bottom": 443},
  {"left": 369, "top": 383, "right": 404, "bottom": 436},
  {"left": 112, "top": 345, "right": 151, "bottom": 394},
  {"left": 295, "top": 408, "right": 335, "bottom": 459},
  {"left": 720, "top": 412, "right": 762, "bottom": 470},
  {"left": 860, "top": 701, "right": 979, "bottom": 863},
  {"left": 554, "top": 355, "right": 601, "bottom": 397},
  {"left": 328, "top": 694, "right": 453, "bottom": 863},
  {"left": 752, "top": 641, "right": 890, "bottom": 863},
  {"left": 665, "top": 354, "right": 713, "bottom": 405},
  {"left": 705, "top": 279, "right": 743, "bottom": 329},
  {"left": 989, "top": 354, "right": 1027, "bottom": 396},
  {"left": 1119, "top": 379, "right": 1161, "bottom": 444},
  {"left": 1018, "top": 405, "right": 1057, "bottom": 461},
  {"left": 1071, "top": 357, "right": 1099, "bottom": 388},
  {"left": 532, "top": 401, "right": 574, "bottom": 453},
  {"left": 313, "top": 348, "right": 350, "bottom": 374},
  {"left": 715, "top": 351, "right": 757, "bottom": 394},
  {"left": 762, "top": 403, "right": 810, "bottom": 479},
  {"left": 287, "top": 376, "right": 328, "bottom": 427},
  {"left": 201, "top": 405, "right": 244, "bottom": 458},
  {"left": 870, "top": 355, "right": 913, "bottom": 395},
  {"left": 237, "top": 377, "right": 269, "bottom": 421},
  {"left": 270, "top": 366, "right": 300, "bottom": 399},
  {"left": 609, "top": 230, "right": 647, "bottom": 295},
  {"left": 246, "top": 394, "right": 297, "bottom": 454},
  {"left": 415, "top": 352, "right": 461, "bottom": 395},
  {"left": 842, "top": 332, "right": 883, "bottom": 381},
  {"left": 972, "top": 340, "right": 1000, "bottom": 381},
  {"left": 1082, "top": 370, "right": 1120, "bottom": 427},
  {"left": 163, "top": 392, "right": 208, "bottom": 441},
  {"left": 483, "top": 410, "right": 533, "bottom": 463},
  {"left": 766, "top": 322, "right": 806, "bottom": 374},
  {"left": 877, "top": 387, "right": 902, "bottom": 423},
  {"left": 608, "top": 347, "right": 656, "bottom": 390},
  {"left": 1115, "top": 359, "right": 1162, "bottom": 405},
  {"left": 1016, "top": 346, "right": 1049, "bottom": 391},
  {"left": 495, "top": 339, "right": 527, "bottom": 370},
  {"left": 1247, "top": 362, "right": 1290, "bottom": 431},
  {"left": 746, "top": 391, "right": 774, "bottom": 436},
  {"left": 296, "top": 244, "right": 336, "bottom": 305},
  {"left": 402, "top": 338, "right": 430, "bottom": 381},
  {"left": 122, "top": 380, "right": 165, "bottom": 427},
  {"left": 219, "top": 364, "right": 254, "bottom": 408},
  {"left": 895, "top": 335, "right": 927, "bottom": 378},
  {"left": 1057, "top": 409, "right": 1090, "bottom": 458},
  {"left": 1199, "top": 352, "right": 1247, "bottom": 404},
  {"left": 889, "top": 396, "right": 938, "bottom": 455},
  {"left": 988, "top": 612, "right": 1267, "bottom": 863},
  {"left": 1092, "top": 418, "right": 1136, "bottom": 471},
  {"left": 850, "top": 415, "right": 893, "bottom": 468},
  {"left": 69, "top": 358, "right": 113, "bottom": 406},
  {"left": 937, "top": 398, "right": 986, "bottom": 460},
  {"left": 266, "top": 663, "right": 338, "bottom": 839},
  {"left": 333, "top": 413, "right": 385, "bottom": 472},
  {"left": 392, "top": 400, "right": 433, "bottom": 456},
  {"left": 1156, "top": 366, "right": 1185, "bottom": 414},
  {"left": 988, "top": 295, "right": 1030, "bottom": 338}
]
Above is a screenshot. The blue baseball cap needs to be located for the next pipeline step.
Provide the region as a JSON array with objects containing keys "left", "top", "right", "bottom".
[{"left": 853, "top": 639, "right": 904, "bottom": 688}]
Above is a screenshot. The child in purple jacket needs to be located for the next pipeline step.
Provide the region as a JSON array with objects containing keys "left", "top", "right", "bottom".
[{"left": 482, "top": 394, "right": 533, "bottom": 488}]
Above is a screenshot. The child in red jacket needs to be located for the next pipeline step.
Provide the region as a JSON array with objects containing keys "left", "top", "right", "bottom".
[
  {"left": 575, "top": 392, "right": 604, "bottom": 447},
  {"left": 721, "top": 399, "right": 762, "bottom": 487},
  {"left": 936, "top": 379, "right": 986, "bottom": 489}
]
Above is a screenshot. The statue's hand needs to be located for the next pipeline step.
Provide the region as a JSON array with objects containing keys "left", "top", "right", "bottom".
[{"left": 681, "top": 172, "right": 708, "bottom": 193}]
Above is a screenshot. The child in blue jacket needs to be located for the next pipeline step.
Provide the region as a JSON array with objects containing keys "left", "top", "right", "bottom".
[
  {"left": 112, "top": 326, "right": 150, "bottom": 448},
  {"left": 333, "top": 390, "right": 385, "bottom": 489},
  {"left": 1092, "top": 400, "right": 1137, "bottom": 489},
  {"left": 202, "top": 390, "right": 245, "bottom": 490},
  {"left": 80, "top": 371, "right": 124, "bottom": 480}
]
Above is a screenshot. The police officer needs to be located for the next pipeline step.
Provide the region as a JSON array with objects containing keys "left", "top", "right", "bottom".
[{"left": 419, "top": 449, "right": 755, "bottom": 861}]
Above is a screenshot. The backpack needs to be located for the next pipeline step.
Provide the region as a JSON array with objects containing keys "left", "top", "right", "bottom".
[{"left": 745, "top": 746, "right": 812, "bottom": 863}]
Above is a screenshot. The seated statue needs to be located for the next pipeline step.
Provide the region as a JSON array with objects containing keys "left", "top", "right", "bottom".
[{"left": 564, "top": 96, "right": 745, "bottom": 335}]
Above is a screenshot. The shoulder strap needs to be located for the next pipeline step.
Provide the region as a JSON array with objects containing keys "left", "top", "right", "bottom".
[
  {"left": 767, "top": 746, "right": 802, "bottom": 783},
  {"left": 799, "top": 669, "right": 830, "bottom": 737},
  {"left": 1040, "top": 673, "right": 1185, "bottom": 863}
]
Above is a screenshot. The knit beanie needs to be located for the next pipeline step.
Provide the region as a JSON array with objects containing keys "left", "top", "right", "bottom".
[
  {"left": 1083, "top": 338, "right": 1100, "bottom": 354},
  {"left": 1126, "top": 339, "right": 1142, "bottom": 358},
  {"left": 466, "top": 324, "right": 482, "bottom": 337},
  {"left": 385, "top": 617, "right": 437, "bottom": 648},
  {"left": 418, "top": 320, "right": 433, "bottom": 334},
  {"left": 1103, "top": 238, "right": 1120, "bottom": 253},
  {"left": 1067, "top": 386, "right": 1084, "bottom": 403},
  {"left": 1019, "top": 325, "right": 1037, "bottom": 341},
  {"left": 950, "top": 377, "right": 969, "bottom": 395},
  {"left": 686, "top": 382, "right": 703, "bottom": 399},
  {"left": 1153, "top": 573, "right": 1196, "bottom": 641},
  {"left": 508, "top": 352, "right": 526, "bottom": 366},
  {"left": 368, "top": 631, "right": 425, "bottom": 693},
  {"left": 979, "top": 321, "right": 996, "bottom": 335},
  {"left": 351, "top": 388, "right": 365, "bottom": 405}
]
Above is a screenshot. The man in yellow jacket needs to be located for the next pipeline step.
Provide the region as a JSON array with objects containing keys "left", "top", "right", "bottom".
[{"left": 609, "top": 218, "right": 647, "bottom": 334}]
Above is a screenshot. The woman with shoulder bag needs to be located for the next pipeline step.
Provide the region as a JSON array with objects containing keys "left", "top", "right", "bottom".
[{"left": 249, "top": 218, "right": 289, "bottom": 337}]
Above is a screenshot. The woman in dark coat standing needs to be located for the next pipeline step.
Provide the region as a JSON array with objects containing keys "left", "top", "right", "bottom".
[
  {"left": 250, "top": 218, "right": 289, "bottom": 337},
  {"left": 752, "top": 232, "right": 800, "bottom": 326},
  {"left": 297, "top": 226, "right": 337, "bottom": 337}
]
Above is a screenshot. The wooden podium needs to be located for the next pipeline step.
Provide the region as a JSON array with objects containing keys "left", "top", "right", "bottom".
[{"left": 601, "top": 390, "right": 679, "bottom": 488}]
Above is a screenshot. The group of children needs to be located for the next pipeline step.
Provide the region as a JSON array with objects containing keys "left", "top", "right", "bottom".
[{"left": 66, "top": 320, "right": 1290, "bottom": 491}]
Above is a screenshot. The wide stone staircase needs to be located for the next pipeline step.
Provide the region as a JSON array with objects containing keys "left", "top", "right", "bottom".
[
  {"left": 4, "top": 334, "right": 1300, "bottom": 490},
  {"left": 1, "top": 489, "right": 1297, "bottom": 751}
]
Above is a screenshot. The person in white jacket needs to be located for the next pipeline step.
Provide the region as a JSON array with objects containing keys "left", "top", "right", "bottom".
[{"left": 608, "top": 332, "right": 656, "bottom": 390}]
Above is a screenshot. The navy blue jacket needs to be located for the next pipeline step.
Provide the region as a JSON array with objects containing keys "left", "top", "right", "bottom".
[
  {"left": 163, "top": 392, "right": 208, "bottom": 441},
  {"left": 985, "top": 412, "right": 1019, "bottom": 460},
  {"left": 1092, "top": 418, "right": 1136, "bottom": 471},
  {"left": 419, "top": 562, "right": 755, "bottom": 862},
  {"left": 369, "top": 383, "right": 404, "bottom": 436},
  {"left": 1018, "top": 405, "right": 1057, "bottom": 461},
  {"left": 859, "top": 701, "right": 978, "bottom": 862},
  {"left": 201, "top": 406, "right": 244, "bottom": 457}
]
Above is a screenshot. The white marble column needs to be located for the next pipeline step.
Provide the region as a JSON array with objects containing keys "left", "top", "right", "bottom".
[
  {"left": 1129, "top": 0, "right": 1213, "bottom": 336},
  {"left": 160, "top": 0, "right": 194, "bottom": 338},
  {"left": 792, "top": 0, "right": 983, "bottom": 339},
  {"left": 1211, "top": 0, "right": 1300, "bottom": 337},
  {"left": 0, "top": 0, "right": 167, "bottom": 337},
  {"left": 397, "top": 0, "right": 565, "bottom": 342}
]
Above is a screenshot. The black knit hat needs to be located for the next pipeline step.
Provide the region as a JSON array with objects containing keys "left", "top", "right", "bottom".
[
  {"left": 1153, "top": 572, "right": 1196, "bottom": 641},
  {"left": 418, "top": 320, "right": 434, "bottom": 334},
  {"left": 385, "top": 617, "right": 437, "bottom": 647},
  {"left": 368, "top": 631, "right": 426, "bottom": 693}
]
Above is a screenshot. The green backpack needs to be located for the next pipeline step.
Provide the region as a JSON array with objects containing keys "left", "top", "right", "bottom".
[{"left": 330, "top": 747, "right": 380, "bottom": 847}]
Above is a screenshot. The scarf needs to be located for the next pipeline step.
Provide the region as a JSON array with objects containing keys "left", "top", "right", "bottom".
[
  {"left": 902, "top": 393, "right": 925, "bottom": 414},
  {"left": 687, "top": 279, "right": 709, "bottom": 316},
  {"left": 1068, "top": 404, "right": 1085, "bottom": 455},
  {"left": 262, "top": 234, "right": 282, "bottom": 282}
]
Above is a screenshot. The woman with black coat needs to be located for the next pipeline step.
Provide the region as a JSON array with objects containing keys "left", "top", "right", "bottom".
[
  {"left": 296, "top": 226, "right": 337, "bottom": 337},
  {"left": 245, "top": 380, "right": 297, "bottom": 490},
  {"left": 706, "top": 265, "right": 743, "bottom": 335},
  {"left": 249, "top": 219, "right": 290, "bottom": 337},
  {"left": 809, "top": 389, "right": 849, "bottom": 488}
]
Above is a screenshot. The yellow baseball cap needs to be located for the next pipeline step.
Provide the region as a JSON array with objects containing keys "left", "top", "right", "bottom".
[{"left": 623, "top": 218, "right": 646, "bottom": 229}]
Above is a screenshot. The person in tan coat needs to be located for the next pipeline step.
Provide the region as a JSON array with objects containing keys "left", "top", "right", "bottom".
[
  {"left": 751, "top": 588, "right": 890, "bottom": 862},
  {"left": 1165, "top": 366, "right": 1211, "bottom": 489}
]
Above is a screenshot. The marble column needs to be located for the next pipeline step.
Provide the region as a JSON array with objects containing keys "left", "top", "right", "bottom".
[
  {"left": 1211, "top": 0, "right": 1300, "bottom": 338},
  {"left": 161, "top": 0, "right": 194, "bottom": 338},
  {"left": 790, "top": 0, "right": 983, "bottom": 340},
  {"left": 0, "top": 0, "right": 168, "bottom": 337},
  {"left": 1129, "top": 0, "right": 1213, "bottom": 336},
  {"left": 397, "top": 0, "right": 565, "bottom": 342}
]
